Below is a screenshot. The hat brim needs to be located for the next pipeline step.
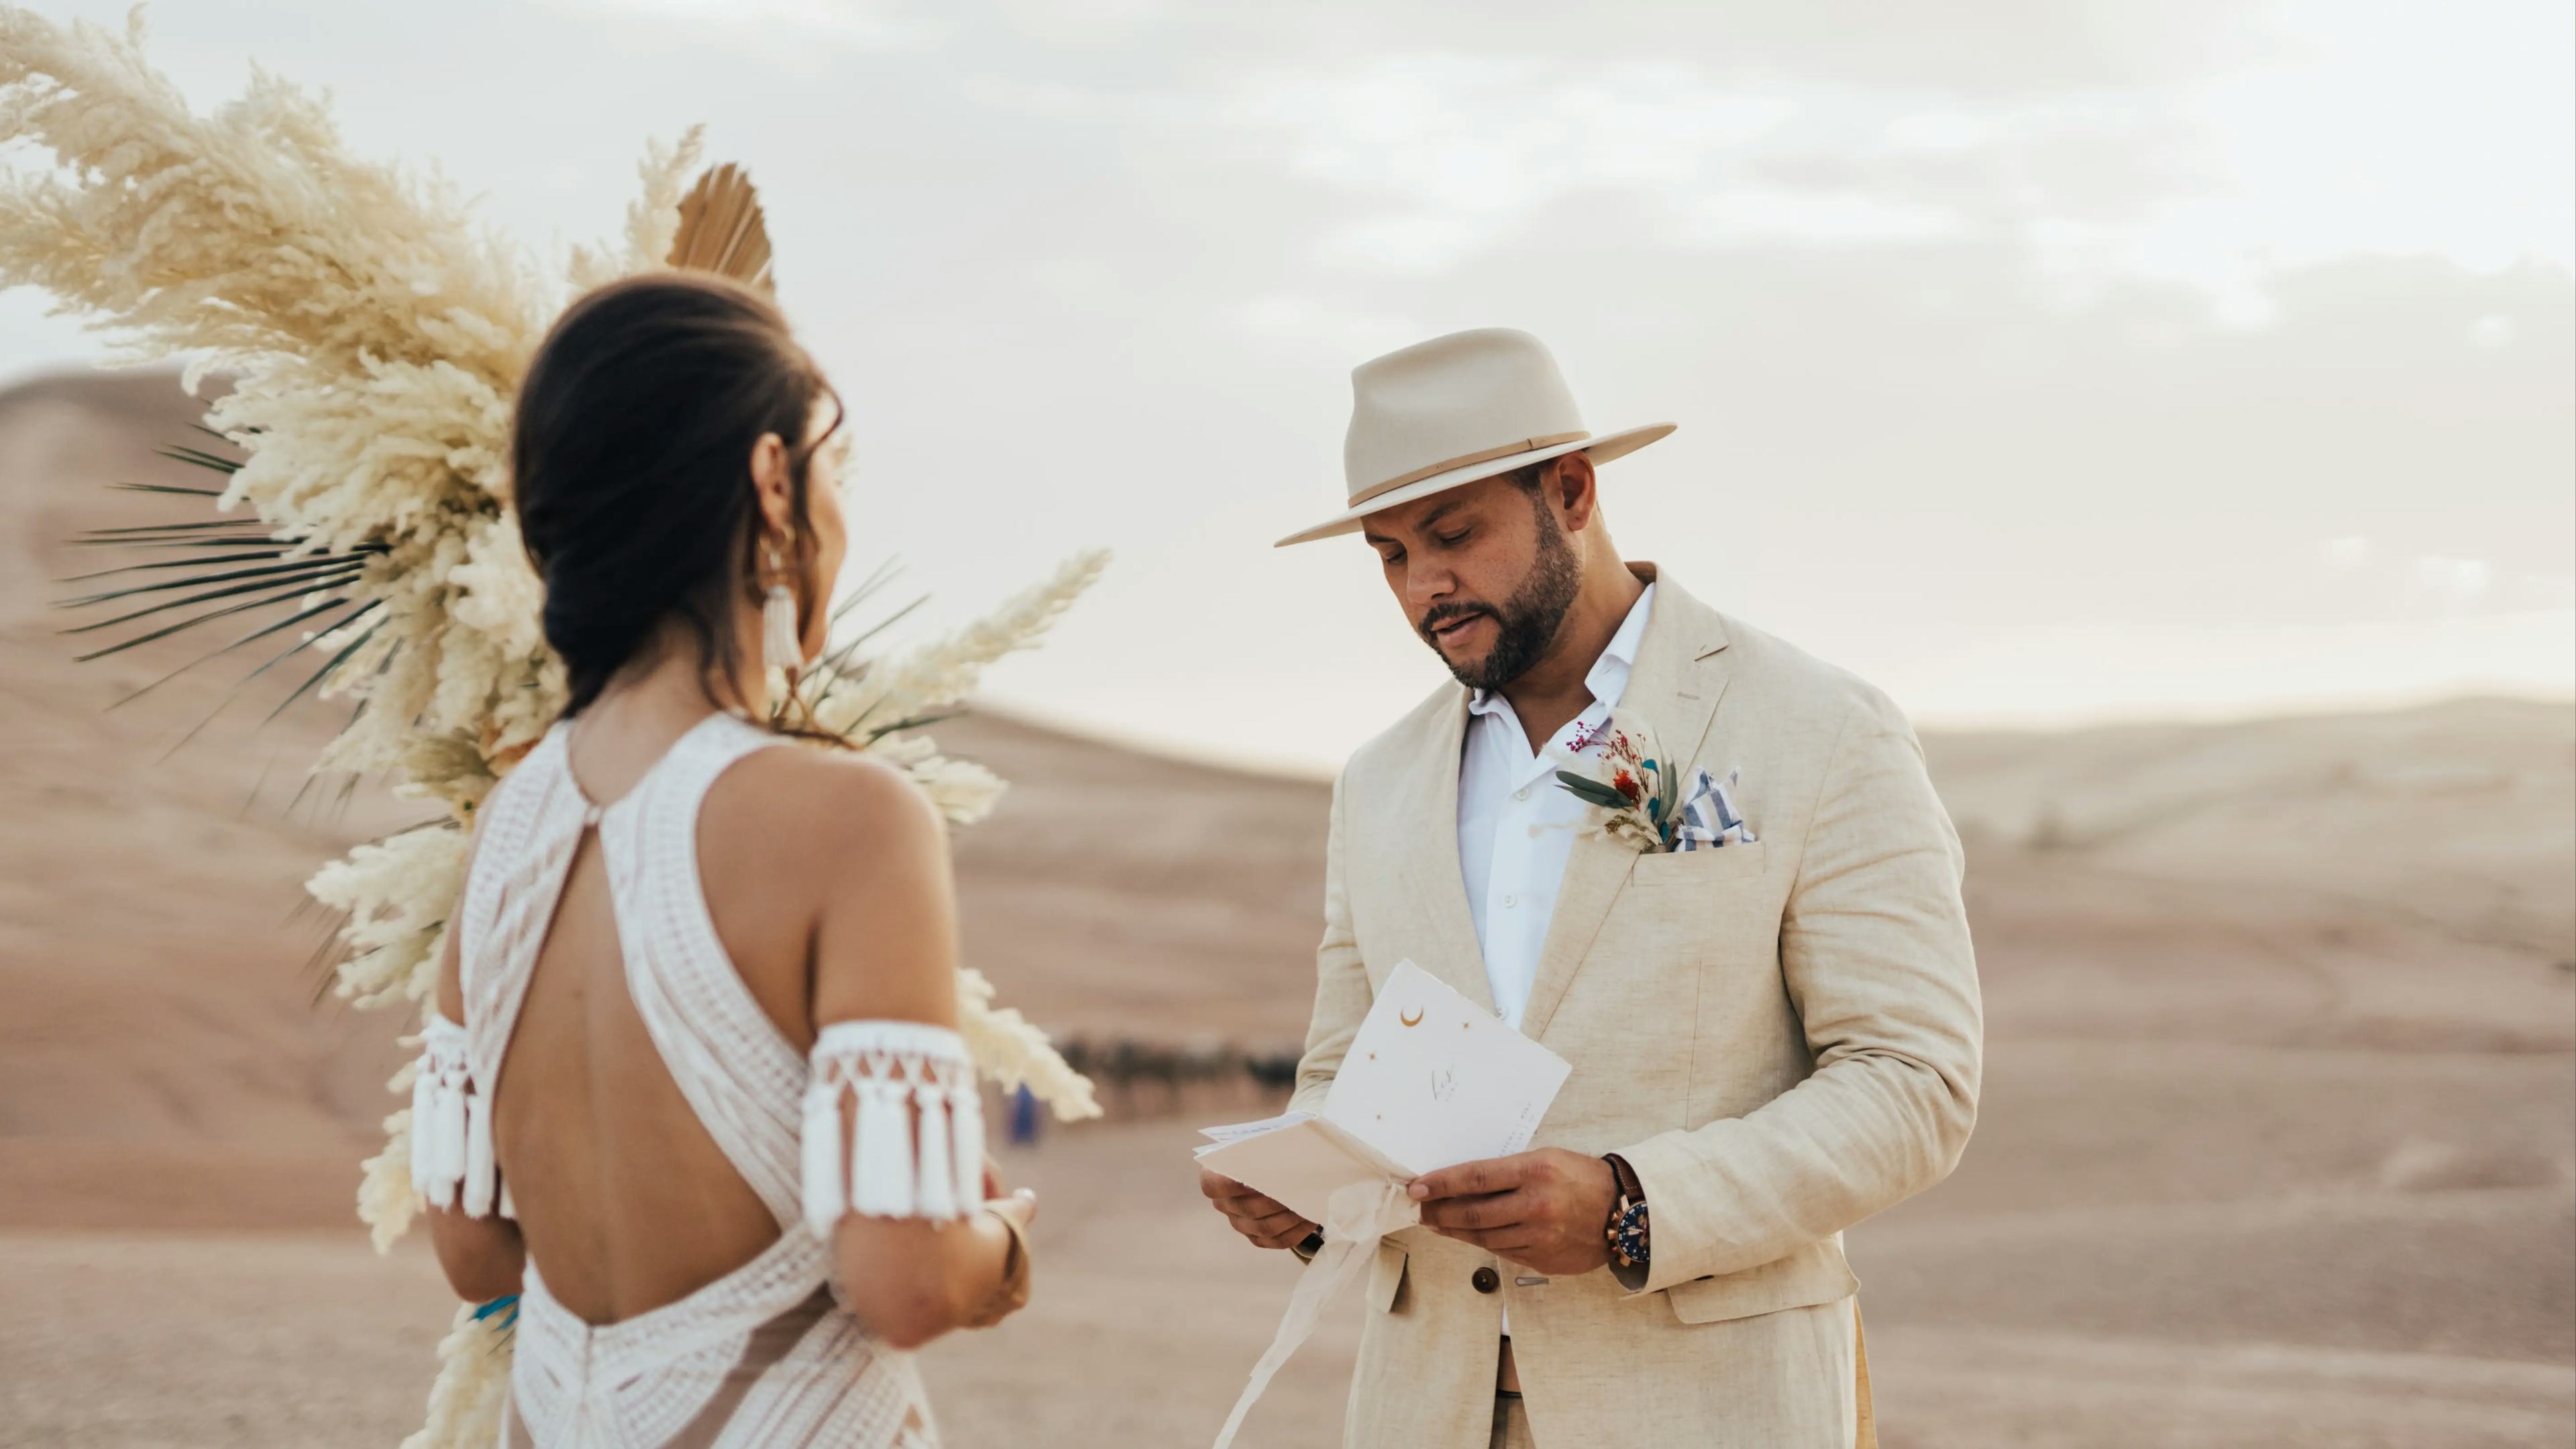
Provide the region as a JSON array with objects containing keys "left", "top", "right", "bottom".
[{"left": 1273, "top": 422, "right": 1676, "bottom": 547}]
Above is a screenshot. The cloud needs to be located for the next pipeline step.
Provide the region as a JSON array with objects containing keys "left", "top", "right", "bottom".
[
  {"left": 558, "top": 0, "right": 945, "bottom": 58},
  {"left": 1193, "top": 0, "right": 2269, "bottom": 99},
  {"left": 1232, "top": 295, "right": 1424, "bottom": 358},
  {"left": 2512, "top": 573, "right": 2576, "bottom": 610},
  {"left": 1685, "top": 188, "right": 1967, "bottom": 248},
  {"left": 1232, "top": 58, "right": 1801, "bottom": 269},
  {"left": 2410, "top": 555, "right": 2495, "bottom": 611},
  {"left": 1201, "top": 0, "right": 2571, "bottom": 322},
  {"left": 1884, "top": 111, "right": 1989, "bottom": 154},
  {"left": 2013, "top": 1, "right": 2575, "bottom": 325}
]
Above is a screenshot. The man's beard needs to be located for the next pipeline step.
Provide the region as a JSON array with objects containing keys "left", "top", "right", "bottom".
[{"left": 1415, "top": 498, "right": 1581, "bottom": 693}]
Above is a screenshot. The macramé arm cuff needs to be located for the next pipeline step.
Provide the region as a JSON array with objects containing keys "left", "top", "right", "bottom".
[
  {"left": 800, "top": 1020, "right": 984, "bottom": 1236},
  {"left": 411, "top": 1011, "right": 507, "bottom": 1219}
]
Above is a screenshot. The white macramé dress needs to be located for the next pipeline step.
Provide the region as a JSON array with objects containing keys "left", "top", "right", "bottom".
[{"left": 409, "top": 713, "right": 986, "bottom": 1449}]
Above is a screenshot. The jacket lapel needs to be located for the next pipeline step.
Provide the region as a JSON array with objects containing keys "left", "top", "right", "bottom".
[
  {"left": 1393, "top": 685, "right": 1497, "bottom": 1013},
  {"left": 1517, "top": 572, "right": 1733, "bottom": 1041}
]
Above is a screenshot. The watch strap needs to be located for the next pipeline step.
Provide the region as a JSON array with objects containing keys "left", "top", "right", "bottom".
[{"left": 1605, "top": 1152, "right": 1646, "bottom": 1203}]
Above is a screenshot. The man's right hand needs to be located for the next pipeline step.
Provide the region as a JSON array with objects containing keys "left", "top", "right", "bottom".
[{"left": 1199, "top": 1168, "right": 1318, "bottom": 1250}]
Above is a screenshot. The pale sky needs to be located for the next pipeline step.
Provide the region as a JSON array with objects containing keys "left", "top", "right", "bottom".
[{"left": 5, "top": 0, "right": 2569, "bottom": 772}]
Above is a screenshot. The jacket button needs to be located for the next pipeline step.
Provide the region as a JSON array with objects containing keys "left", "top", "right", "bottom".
[{"left": 1471, "top": 1267, "right": 1500, "bottom": 1294}]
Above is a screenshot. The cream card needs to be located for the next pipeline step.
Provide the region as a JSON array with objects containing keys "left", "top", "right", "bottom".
[
  {"left": 1321, "top": 959, "right": 1569, "bottom": 1171},
  {"left": 1196, "top": 960, "right": 1570, "bottom": 1224}
]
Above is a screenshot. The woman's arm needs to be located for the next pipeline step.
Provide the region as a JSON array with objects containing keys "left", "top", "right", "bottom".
[
  {"left": 423, "top": 830, "right": 527, "bottom": 1305},
  {"left": 804, "top": 756, "right": 1033, "bottom": 1351}
]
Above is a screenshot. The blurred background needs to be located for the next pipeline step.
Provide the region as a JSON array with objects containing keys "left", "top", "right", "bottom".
[{"left": 1, "top": 3, "right": 2568, "bottom": 1446}]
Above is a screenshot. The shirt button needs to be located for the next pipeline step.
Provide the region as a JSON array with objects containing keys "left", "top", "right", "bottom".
[
  {"left": 1513, "top": 788, "right": 1529, "bottom": 802},
  {"left": 1472, "top": 1267, "right": 1500, "bottom": 1294},
  {"left": 1501, "top": 893, "right": 1517, "bottom": 908}
]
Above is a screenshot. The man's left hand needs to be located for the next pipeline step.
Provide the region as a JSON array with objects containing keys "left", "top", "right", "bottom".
[{"left": 1407, "top": 1148, "right": 1617, "bottom": 1276}]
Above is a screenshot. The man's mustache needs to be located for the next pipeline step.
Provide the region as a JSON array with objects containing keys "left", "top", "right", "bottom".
[{"left": 1416, "top": 602, "right": 1495, "bottom": 641}]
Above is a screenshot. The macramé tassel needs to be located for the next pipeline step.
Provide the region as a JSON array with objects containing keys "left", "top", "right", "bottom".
[
  {"left": 442, "top": 1079, "right": 470, "bottom": 1187},
  {"left": 425, "top": 1075, "right": 467, "bottom": 1210},
  {"left": 914, "top": 1081, "right": 959, "bottom": 1220},
  {"left": 949, "top": 1079, "right": 984, "bottom": 1212},
  {"left": 409, "top": 1072, "right": 435, "bottom": 1197},
  {"left": 800, "top": 1077, "right": 845, "bottom": 1236},
  {"left": 462, "top": 1091, "right": 496, "bottom": 1218},
  {"left": 851, "top": 1075, "right": 914, "bottom": 1218}
]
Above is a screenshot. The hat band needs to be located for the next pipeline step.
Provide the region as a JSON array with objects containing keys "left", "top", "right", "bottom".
[{"left": 1346, "top": 430, "right": 1591, "bottom": 509}]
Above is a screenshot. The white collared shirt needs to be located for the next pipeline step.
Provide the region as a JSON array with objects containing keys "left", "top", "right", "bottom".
[{"left": 1457, "top": 584, "right": 1656, "bottom": 1031}]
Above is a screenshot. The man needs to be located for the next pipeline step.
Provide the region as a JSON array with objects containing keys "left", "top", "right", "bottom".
[{"left": 1199, "top": 327, "right": 1982, "bottom": 1449}]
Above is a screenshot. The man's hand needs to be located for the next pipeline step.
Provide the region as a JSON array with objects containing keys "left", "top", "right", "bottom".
[
  {"left": 1407, "top": 1148, "right": 1617, "bottom": 1276},
  {"left": 1200, "top": 1169, "right": 1320, "bottom": 1250}
]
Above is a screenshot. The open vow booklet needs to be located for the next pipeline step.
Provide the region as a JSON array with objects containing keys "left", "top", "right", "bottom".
[
  {"left": 1197, "top": 961, "right": 1570, "bottom": 1448},
  {"left": 1197, "top": 961, "right": 1572, "bottom": 1216}
]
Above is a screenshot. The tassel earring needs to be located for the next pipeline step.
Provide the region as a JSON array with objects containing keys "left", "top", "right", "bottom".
[{"left": 761, "top": 541, "right": 803, "bottom": 671}]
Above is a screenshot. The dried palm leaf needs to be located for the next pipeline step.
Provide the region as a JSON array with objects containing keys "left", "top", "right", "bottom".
[
  {"left": 667, "top": 162, "right": 775, "bottom": 292},
  {"left": 54, "top": 435, "right": 383, "bottom": 727}
]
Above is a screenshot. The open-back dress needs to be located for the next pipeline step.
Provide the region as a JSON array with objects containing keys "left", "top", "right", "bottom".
[{"left": 407, "top": 712, "right": 986, "bottom": 1448}]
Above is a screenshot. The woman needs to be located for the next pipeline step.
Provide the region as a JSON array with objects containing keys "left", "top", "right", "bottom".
[{"left": 411, "top": 272, "right": 1035, "bottom": 1448}]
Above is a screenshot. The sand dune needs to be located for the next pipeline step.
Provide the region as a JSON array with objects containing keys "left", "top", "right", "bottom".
[{"left": 2, "top": 370, "right": 2568, "bottom": 1448}]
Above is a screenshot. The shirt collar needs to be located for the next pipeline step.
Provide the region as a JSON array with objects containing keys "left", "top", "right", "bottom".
[{"left": 1468, "top": 582, "right": 1657, "bottom": 719}]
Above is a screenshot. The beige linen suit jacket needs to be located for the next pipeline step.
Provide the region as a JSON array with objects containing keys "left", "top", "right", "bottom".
[{"left": 1289, "top": 568, "right": 1981, "bottom": 1449}]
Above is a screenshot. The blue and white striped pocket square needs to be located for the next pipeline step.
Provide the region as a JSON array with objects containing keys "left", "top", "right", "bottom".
[{"left": 1673, "top": 767, "right": 1756, "bottom": 851}]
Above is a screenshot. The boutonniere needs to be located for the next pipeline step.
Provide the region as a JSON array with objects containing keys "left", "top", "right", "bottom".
[
  {"left": 1555, "top": 714, "right": 1760, "bottom": 855},
  {"left": 1554, "top": 714, "right": 1683, "bottom": 853}
]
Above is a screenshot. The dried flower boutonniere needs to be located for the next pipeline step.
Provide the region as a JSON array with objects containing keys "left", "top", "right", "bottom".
[{"left": 1554, "top": 715, "right": 1683, "bottom": 853}]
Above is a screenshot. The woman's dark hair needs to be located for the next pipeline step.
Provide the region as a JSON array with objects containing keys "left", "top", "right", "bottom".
[{"left": 513, "top": 272, "right": 841, "bottom": 719}]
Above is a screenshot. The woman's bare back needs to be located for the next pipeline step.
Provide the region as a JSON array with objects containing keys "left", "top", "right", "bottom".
[{"left": 482, "top": 718, "right": 841, "bottom": 1326}]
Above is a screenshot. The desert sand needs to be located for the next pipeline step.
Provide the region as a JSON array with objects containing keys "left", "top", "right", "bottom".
[{"left": 1, "top": 370, "right": 2569, "bottom": 1448}]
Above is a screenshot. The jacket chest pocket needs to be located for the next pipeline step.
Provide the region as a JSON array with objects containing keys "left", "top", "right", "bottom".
[
  {"left": 1628, "top": 840, "right": 1768, "bottom": 890},
  {"left": 1600, "top": 845, "right": 1790, "bottom": 1118},
  {"left": 1615, "top": 842, "right": 1778, "bottom": 954}
]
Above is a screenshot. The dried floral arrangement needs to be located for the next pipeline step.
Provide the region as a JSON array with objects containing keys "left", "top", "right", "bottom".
[
  {"left": 1, "top": 9, "right": 1102, "bottom": 1444},
  {"left": 1556, "top": 714, "right": 1683, "bottom": 852}
]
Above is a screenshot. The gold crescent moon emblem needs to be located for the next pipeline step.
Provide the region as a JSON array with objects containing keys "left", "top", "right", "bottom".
[{"left": 1399, "top": 1006, "right": 1425, "bottom": 1027}]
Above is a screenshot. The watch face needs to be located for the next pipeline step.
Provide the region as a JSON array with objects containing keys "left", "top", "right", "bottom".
[{"left": 1614, "top": 1201, "right": 1651, "bottom": 1267}]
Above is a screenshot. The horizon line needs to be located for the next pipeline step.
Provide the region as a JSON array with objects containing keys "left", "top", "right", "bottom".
[{"left": 968, "top": 686, "right": 2576, "bottom": 783}]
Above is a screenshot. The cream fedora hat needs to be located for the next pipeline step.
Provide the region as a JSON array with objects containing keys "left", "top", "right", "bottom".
[{"left": 1274, "top": 327, "right": 1674, "bottom": 547}]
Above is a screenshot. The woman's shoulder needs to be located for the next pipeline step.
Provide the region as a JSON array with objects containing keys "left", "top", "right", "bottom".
[
  {"left": 706, "top": 741, "right": 958, "bottom": 1026},
  {"left": 694, "top": 739, "right": 955, "bottom": 1025},
  {"left": 702, "top": 739, "right": 945, "bottom": 867}
]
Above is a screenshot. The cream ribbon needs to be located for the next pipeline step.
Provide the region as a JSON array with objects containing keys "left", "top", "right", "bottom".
[{"left": 1210, "top": 1179, "right": 1421, "bottom": 1449}]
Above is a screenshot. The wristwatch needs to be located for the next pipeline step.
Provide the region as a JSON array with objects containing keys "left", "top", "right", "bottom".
[{"left": 1603, "top": 1153, "right": 1650, "bottom": 1273}]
